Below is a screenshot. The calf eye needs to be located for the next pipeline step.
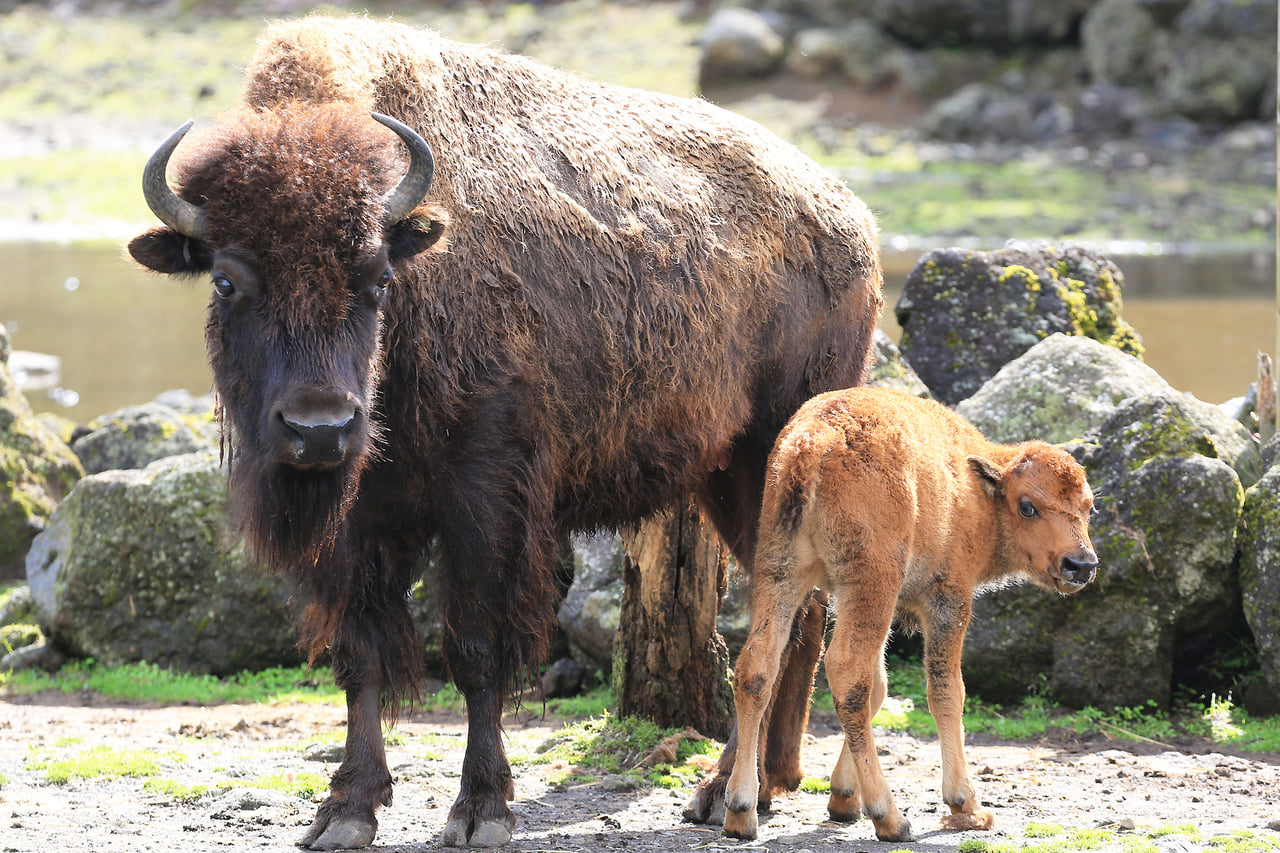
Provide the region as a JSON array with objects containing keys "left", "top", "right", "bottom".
[
  {"left": 1018, "top": 498, "right": 1039, "bottom": 519},
  {"left": 212, "top": 275, "right": 235, "bottom": 300}
]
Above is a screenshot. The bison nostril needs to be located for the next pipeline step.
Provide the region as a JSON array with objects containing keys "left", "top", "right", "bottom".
[{"left": 273, "top": 405, "right": 358, "bottom": 468}]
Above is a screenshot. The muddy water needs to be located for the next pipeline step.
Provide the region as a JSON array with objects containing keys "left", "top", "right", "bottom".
[{"left": 0, "top": 241, "right": 1274, "bottom": 423}]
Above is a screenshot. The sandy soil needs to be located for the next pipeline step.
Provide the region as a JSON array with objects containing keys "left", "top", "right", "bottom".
[{"left": 2, "top": 697, "right": 1278, "bottom": 853}]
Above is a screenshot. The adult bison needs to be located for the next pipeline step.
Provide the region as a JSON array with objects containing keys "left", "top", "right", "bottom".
[{"left": 127, "top": 16, "right": 882, "bottom": 850}]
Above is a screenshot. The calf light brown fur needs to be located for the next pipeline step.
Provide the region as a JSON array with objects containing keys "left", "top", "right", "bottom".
[{"left": 723, "top": 387, "right": 1097, "bottom": 842}]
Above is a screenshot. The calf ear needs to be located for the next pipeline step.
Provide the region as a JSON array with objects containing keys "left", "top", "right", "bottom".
[
  {"left": 127, "top": 228, "right": 213, "bottom": 275},
  {"left": 388, "top": 209, "right": 448, "bottom": 262},
  {"left": 968, "top": 455, "right": 1003, "bottom": 498}
]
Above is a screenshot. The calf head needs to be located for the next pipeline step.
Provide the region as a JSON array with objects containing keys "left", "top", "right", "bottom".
[
  {"left": 969, "top": 443, "right": 1097, "bottom": 594},
  {"left": 127, "top": 105, "right": 448, "bottom": 568}
]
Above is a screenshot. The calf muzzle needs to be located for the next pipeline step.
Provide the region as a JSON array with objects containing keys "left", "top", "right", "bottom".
[{"left": 1055, "top": 551, "right": 1098, "bottom": 592}]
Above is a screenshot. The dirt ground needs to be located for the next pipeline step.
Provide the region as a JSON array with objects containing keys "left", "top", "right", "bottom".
[{"left": 2, "top": 697, "right": 1278, "bottom": 853}]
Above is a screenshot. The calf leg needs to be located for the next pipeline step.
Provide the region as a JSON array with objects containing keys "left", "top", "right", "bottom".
[
  {"left": 722, "top": 573, "right": 816, "bottom": 840},
  {"left": 826, "top": 588, "right": 913, "bottom": 843},
  {"left": 683, "top": 589, "right": 825, "bottom": 825},
  {"left": 827, "top": 656, "right": 886, "bottom": 822},
  {"left": 925, "top": 600, "right": 994, "bottom": 831}
]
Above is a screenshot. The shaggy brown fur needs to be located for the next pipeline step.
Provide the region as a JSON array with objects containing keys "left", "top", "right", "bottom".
[
  {"left": 128, "top": 16, "right": 882, "bottom": 850},
  {"left": 721, "top": 388, "right": 1096, "bottom": 843}
]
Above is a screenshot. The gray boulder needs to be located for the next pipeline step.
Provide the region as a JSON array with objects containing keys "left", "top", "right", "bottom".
[
  {"left": 71, "top": 402, "right": 216, "bottom": 475},
  {"left": 1161, "top": 0, "right": 1276, "bottom": 122},
  {"left": 1239, "top": 466, "right": 1280, "bottom": 708},
  {"left": 865, "top": 0, "right": 1097, "bottom": 47},
  {"left": 699, "top": 7, "right": 786, "bottom": 86},
  {"left": 26, "top": 452, "right": 299, "bottom": 675},
  {"left": 556, "top": 531, "right": 627, "bottom": 672},
  {"left": 0, "top": 322, "right": 83, "bottom": 579},
  {"left": 896, "top": 243, "right": 1144, "bottom": 405},
  {"left": 785, "top": 20, "right": 901, "bottom": 88},
  {"left": 959, "top": 335, "right": 1262, "bottom": 489},
  {"left": 867, "top": 329, "right": 930, "bottom": 397},
  {"left": 1081, "top": 0, "right": 1163, "bottom": 88},
  {"left": 963, "top": 382, "right": 1250, "bottom": 709}
]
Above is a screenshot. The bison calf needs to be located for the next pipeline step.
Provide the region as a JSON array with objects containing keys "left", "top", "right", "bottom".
[{"left": 723, "top": 387, "right": 1096, "bottom": 842}]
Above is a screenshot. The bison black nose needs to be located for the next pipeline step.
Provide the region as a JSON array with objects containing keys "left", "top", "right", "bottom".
[
  {"left": 1059, "top": 551, "right": 1098, "bottom": 588},
  {"left": 271, "top": 401, "right": 359, "bottom": 469}
]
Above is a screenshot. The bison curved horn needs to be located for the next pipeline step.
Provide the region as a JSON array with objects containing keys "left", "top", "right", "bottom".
[
  {"left": 373, "top": 112, "right": 436, "bottom": 228},
  {"left": 141, "top": 120, "right": 209, "bottom": 241}
]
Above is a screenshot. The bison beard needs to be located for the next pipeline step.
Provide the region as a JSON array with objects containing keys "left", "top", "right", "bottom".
[{"left": 229, "top": 455, "right": 357, "bottom": 572}]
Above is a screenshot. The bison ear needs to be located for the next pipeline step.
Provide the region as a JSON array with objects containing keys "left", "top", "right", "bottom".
[
  {"left": 968, "top": 455, "right": 1003, "bottom": 499},
  {"left": 127, "top": 228, "right": 213, "bottom": 275},
  {"left": 387, "top": 210, "right": 448, "bottom": 262}
]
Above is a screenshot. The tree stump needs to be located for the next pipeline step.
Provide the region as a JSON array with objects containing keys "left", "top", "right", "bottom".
[{"left": 613, "top": 498, "right": 734, "bottom": 740}]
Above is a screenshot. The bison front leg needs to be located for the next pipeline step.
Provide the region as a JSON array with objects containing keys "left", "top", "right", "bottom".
[
  {"left": 439, "top": 635, "right": 517, "bottom": 849},
  {"left": 299, "top": 652, "right": 390, "bottom": 850},
  {"left": 925, "top": 601, "right": 994, "bottom": 832}
]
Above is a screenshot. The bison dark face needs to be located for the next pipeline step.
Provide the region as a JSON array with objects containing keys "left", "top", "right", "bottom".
[{"left": 127, "top": 106, "right": 447, "bottom": 569}]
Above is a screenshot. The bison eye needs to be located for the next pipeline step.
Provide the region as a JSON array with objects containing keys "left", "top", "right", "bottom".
[
  {"left": 1018, "top": 498, "right": 1039, "bottom": 519},
  {"left": 377, "top": 266, "right": 393, "bottom": 289},
  {"left": 212, "top": 275, "right": 235, "bottom": 300}
]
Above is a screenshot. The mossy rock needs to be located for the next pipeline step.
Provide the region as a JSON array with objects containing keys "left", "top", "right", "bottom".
[
  {"left": 1239, "top": 466, "right": 1280, "bottom": 699},
  {"left": 70, "top": 402, "right": 215, "bottom": 475},
  {"left": 896, "top": 243, "right": 1143, "bottom": 405},
  {"left": 959, "top": 336, "right": 1262, "bottom": 492},
  {"left": 0, "top": 325, "right": 84, "bottom": 579},
  {"left": 964, "top": 403, "right": 1245, "bottom": 710},
  {"left": 25, "top": 452, "right": 299, "bottom": 675},
  {"left": 867, "top": 329, "right": 931, "bottom": 398}
]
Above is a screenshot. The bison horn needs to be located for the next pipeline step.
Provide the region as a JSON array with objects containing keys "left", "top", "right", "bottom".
[
  {"left": 373, "top": 112, "right": 435, "bottom": 228},
  {"left": 141, "top": 120, "right": 209, "bottom": 241}
]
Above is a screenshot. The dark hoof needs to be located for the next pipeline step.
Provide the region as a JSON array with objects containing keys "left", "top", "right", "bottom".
[
  {"left": 683, "top": 773, "right": 728, "bottom": 825},
  {"left": 440, "top": 805, "right": 517, "bottom": 848},
  {"left": 297, "top": 817, "right": 377, "bottom": 850}
]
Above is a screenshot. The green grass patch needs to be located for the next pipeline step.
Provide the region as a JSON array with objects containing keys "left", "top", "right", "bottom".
[
  {"left": 143, "top": 777, "right": 211, "bottom": 802},
  {"left": 798, "top": 775, "right": 831, "bottom": 794},
  {"left": 27, "top": 744, "right": 177, "bottom": 784},
  {"left": 527, "top": 711, "right": 718, "bottom": 790},
  {"left": 143, "top": 769, "right": 330, "bottom": 804},
  {"left": 0, "top": 660, "right": 343, "bottom": 705},
  {"left": 871, "top": 653, "right": 1277, "bottom": 755}
]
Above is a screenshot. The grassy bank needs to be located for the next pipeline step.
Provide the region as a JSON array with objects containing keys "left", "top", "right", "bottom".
[{"left": 0, "top": 0, "right": 1272, "bottom": 247}]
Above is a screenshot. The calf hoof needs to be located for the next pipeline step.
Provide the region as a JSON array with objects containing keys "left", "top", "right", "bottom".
[
  {"left": 722, "top": 806, "right": 758, "bottom": 840},
  {"left": 942, "top": 809, "right": 995, "bottom": 831},
  {"left": 874, "top": 817, "right": 915, "bottom": 843},
  {"left": 683, "top": 774, "right": 728, "bottom": 825},
  {"left": 827, "top": 791, "right": 859, "bottom": 823},
  {"left": 297, "top": 817, "right": 377, "bottom": 850}
]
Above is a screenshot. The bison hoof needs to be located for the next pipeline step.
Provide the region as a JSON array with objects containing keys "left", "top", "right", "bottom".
[
  {"left": 440, "top": 815, "right": 515, "bottom": 848},
  {"left": 683, "top": 775, "right": 728, "bottom": 825},
  {"left": 297, "top": 817, "right": 377, "bottom": 850},
  {"left": 722, "top": 806, "right": 758, "bottom": 840},
  {"left": 942, "top": 809, "right": 995, "bottom": 831}
]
